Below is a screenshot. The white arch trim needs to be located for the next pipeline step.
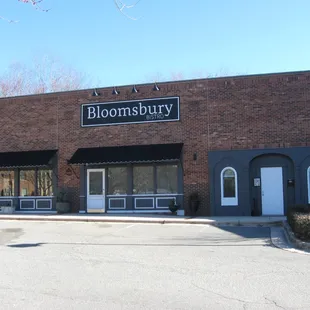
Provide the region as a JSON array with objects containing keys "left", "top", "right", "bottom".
[{"left": 221, "top": 167, "right": 238, "bottom": 206}]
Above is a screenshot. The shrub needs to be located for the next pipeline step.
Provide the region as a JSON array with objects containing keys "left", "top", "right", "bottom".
[{"left": 287, "top": 205, "right": 310, "bottom": 242}]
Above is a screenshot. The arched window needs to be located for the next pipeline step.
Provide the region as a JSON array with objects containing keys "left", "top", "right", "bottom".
[
  {"left": 307, "top": 167, "right": 310, "bottom": 204},
  {"left": 221, "top": 167, "right": 238, "bottom": 206}
]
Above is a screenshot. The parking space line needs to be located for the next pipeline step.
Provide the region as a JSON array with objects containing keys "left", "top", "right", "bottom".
[{"left": 112, "top": 223, "right": 137, "bottom": 234}]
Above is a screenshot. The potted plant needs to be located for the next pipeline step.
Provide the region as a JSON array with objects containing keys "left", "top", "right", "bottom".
[
  {"left": 189, "top": 192, "right": 200, "bottom": 215},
  {"left": 56, "top": 187, "right": 71, "bottom": 214},
  {"left": 169, "top": 199, "right": 179, "bottom": 215}
]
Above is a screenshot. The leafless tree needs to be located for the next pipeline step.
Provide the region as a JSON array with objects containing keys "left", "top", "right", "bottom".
[{"left": 0, "top": 55, "right": 90, "bottom": 97}]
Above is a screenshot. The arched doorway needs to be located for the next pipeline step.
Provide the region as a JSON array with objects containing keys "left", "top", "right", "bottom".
[{"left": 249, "top": 154, "right": 295, "bottom": 216}]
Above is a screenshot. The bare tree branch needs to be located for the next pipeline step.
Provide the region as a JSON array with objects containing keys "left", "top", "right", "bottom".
[
  {"left": 2, "top": 1, "right": 140, "bottom": 23},
  {"left": 0, "top": 15, "right": 18, "bottom": 23},
  {"left": 113, "top": 0, "right": 141, "bottom": 20},
  {"left": 0, "top": 0, "right": 50, "bottom": 23},
  {"left": 18, "top": 0, "right": 50, "bottom": 12}
]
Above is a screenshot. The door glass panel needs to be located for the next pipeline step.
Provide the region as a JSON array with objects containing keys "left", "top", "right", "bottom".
[
  {"left": 223, "top": 169, "right": 236, "bottom": 198},
  {"left": 89, "top": 172, "right": 103, "bottom": 195}
]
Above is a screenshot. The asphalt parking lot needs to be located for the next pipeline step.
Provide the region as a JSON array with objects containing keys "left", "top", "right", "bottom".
[{"left": 0, "top": 221, "right": 309, "bottom": 310}]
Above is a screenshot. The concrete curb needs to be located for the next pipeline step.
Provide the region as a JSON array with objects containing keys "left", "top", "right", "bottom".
[
  {"left": 0, "top": 215, "right": 166, "bottom": 224},
  {"left": 282, "top": 221, "right": 310, "bottom": 251},
  {"left": 0, "top": 214, "right": 284, "bottom": 227},
  {"left": 270, "top": 227, "right": 310, "bottom": 255}
]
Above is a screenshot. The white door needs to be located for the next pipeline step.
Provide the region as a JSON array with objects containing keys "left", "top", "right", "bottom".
[
  {"left": 87, "top": 169, "right": 105, "bottom": 213},
  {"left": 261, "top": 167, "right": 284, "bottom": 215}
]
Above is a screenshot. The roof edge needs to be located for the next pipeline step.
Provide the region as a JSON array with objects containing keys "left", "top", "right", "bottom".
[{"left": 1, "top": 69, "right": 310, "bottom": 101}]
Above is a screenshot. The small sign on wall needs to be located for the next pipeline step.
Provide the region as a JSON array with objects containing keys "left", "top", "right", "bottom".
[{"left": 254, "top": 178, "right": 261, "bottom": 187}]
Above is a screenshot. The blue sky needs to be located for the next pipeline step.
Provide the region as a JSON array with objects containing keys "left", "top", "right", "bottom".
[{"left": 1, "top": 0, "right": 310, "bottom": 88}]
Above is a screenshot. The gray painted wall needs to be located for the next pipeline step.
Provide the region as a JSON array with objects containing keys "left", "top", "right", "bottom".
[{"left": 208, "top": 147, "right": 310, "bottom": 216}]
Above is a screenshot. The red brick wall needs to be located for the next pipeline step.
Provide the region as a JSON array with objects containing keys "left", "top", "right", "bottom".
[{"left": 1, "top": 71, "right": 310, "bottom": 215}]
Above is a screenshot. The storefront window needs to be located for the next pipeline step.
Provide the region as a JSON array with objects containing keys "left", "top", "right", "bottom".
[
  {"left": 20, "top": 170, "right": 36, "bottom": 196},
  {"left": 157, "top": 165, "right": 178, "bottom": 194},
  {"left": 108, "top": 167, "right": 127, "bottom": 195},
  {"left": 133, "top": 166, "right": 154, "bottom": 194},
  {"left": 37, "top": 170, "right": 53, "bottom": 196},
  {"left": 0, "top": 171, "right": 14, "bottom": 196}
]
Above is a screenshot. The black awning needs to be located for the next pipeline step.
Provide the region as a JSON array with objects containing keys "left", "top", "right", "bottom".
[
  {"left": 68, "top": 143, "right": 183, "bottom": 165},
  {"left": 0, "top": 150, "right": 57, "bottom": 168}
]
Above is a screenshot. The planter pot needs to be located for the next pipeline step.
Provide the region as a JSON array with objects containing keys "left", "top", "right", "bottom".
[
  {"left": 0, "top": 206, "right": 15, "bottom": 214},
  {"left": 169, "top": 204, "right": 180, "bottom": 215},
  {"left": 190, "top": 201, "right": 200, "bottom": 215},
  {"left": 56, "top": 202, "right": 71, "bottom": 214}
]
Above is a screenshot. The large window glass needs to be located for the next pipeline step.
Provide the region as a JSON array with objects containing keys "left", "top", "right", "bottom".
[
  {"left": 108, "top": 167, "right": 127, "bottom": 195},
  {"left": 37, "top": 170, "right": 53, "bottom": 196},
  {"left": 0, "top": 171, "right": 14, "bottom": 196},
  {"left": 20, "top": 170, "right": 36, "bottom": 196},
  {"left": 221, "top": 167, "right": 238, "bottom": 206},
  {"left": 133, "top": 166, "right": 154, "bottom": 194},
  {"left": 157, "top": 165, "right": 178, "bottom": 194}
]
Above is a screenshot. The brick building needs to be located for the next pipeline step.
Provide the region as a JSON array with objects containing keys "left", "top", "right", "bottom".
[{"left": 0, "top": 70, "right": 309, "bottom": 216}]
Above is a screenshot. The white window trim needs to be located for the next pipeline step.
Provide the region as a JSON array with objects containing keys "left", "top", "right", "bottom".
[
  {"left": 156, "top": 197, "right": 176, "bottom": 209},
  {"left": 108, "top": 197, "right": 126, "bottom": 210},
  {"left": 36, "top": 199, "right": 52, "bottom": 210},
  {"left": 0, "top": 199, "right": 13, "bottom": 207},
  {"left": 221, "top": 167, "right": 238, "bottom": 206},
  {"left": 307, "top": 167, "right": 310, "bottom": 204},
  {"left": 134, "top": 197, "right": 154, "bottom": 209},
  {"left": 20, "top": 199, "right": 35, "bottom": 210}
]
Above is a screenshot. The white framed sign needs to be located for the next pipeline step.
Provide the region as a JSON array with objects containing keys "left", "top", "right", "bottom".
[
  {"left": 81, "top": 96, "right": 180, "bottom": 127},
  {"left": 254, "top": 178, "right": 261, "bottom": 187}
]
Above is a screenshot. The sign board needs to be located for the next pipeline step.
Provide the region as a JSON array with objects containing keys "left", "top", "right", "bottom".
[
  {"left": 81, "top": 97, "right": 180, "bottom": 127},
  {"left": 254, "top": 178, "right": 261, "bottom": 187}
]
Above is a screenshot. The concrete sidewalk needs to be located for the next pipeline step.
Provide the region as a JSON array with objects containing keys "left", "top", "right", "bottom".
[{"left": 0, "top": 213, "right": 286, "bottom": 226}]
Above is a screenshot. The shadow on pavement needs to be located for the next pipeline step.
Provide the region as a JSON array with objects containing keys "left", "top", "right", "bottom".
[
  {"left": 214, "top": 226, "right": 271, "bottom": 239},
  {"left": 8, "top": 243, "right": 43, "bottom": 248},
  {"left": 5, "top": 226, "right": 273, "bottom": 249},
  {"left": 7, "top": 242, "right": 272, "bottom": 248}
]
